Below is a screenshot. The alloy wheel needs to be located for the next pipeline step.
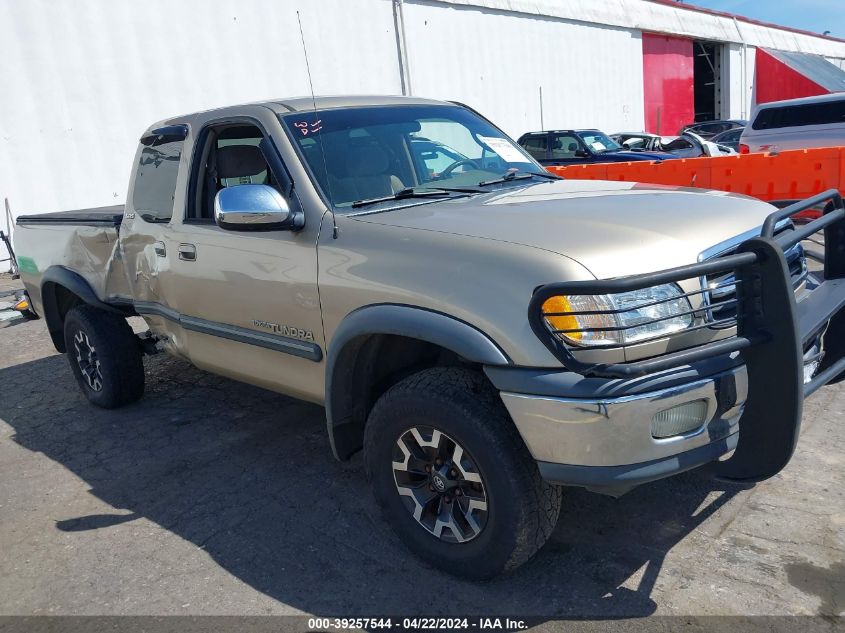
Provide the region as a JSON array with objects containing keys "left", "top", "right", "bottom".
[
  {"left": 392, "top": 426, "right": 488, "bottom": 543},
  {"left": 73, "top": 330, "right": 103, "bottom": 392}
]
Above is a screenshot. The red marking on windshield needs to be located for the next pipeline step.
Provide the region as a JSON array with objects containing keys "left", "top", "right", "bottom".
[{"left": 294, "top": 120, "right": 323, "bottom": 136}]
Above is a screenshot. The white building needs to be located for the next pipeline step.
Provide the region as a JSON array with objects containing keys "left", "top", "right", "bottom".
[{"left": 1, "top": 0, "right": 845, "bottom": 226}]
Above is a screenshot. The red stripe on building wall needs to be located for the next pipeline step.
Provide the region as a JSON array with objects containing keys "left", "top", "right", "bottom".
[
  {"left": 642, "top": 33, "right": 695, "bottom": 136},
  {"left": 755, "top": 48, "right": 828, "bottom": 105}
]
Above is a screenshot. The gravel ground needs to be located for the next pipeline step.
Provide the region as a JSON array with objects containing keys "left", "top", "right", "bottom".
[{"left": 0, "top": 274, "right": 843, "bottom": 626}]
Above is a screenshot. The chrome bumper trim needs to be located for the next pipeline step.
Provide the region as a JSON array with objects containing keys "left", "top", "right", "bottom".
[{"left": 500, "top": 365, "right": 748, "bottom": 467}]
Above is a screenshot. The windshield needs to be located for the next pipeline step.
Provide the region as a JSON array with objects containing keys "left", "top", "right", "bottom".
[
  {"left": 281, "top": 105, "right": 543, "bottom": 210},
  {"left": 576, "top": 131, "right": 622, "bottom": 153}
]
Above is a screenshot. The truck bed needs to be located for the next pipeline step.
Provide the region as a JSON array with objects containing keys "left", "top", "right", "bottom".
[
  {"left": 13, "top": 205, "right": 130, "bottom": 318},
  {"left": 16, "top": 205, "right": 124, "bottom": 227}
]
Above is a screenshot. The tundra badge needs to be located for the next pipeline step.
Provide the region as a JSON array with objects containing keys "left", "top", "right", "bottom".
[{"left": 252, "top": 319, "right": 315, "bottom": 342}]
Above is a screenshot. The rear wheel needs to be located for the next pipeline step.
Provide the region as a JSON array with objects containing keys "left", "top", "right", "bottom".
[
  {"left": 63, "top": 305, "right": 145, "bottom": 408},
  {"left": 364, "top": 367, "right": 561, "bottom": 579}
]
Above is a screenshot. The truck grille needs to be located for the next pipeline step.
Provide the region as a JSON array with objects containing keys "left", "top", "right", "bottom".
[{"left": 701, "top": 225, "right": 808, "bottom": 326}]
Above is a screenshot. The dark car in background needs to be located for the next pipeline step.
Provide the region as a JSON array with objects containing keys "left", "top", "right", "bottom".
[
  {"left": 518, "top": 129, "right": 675, "bottom": 166},
  {"left": 709, "top": 127, "right": 744, "bottom": 152},
  {"left": 679, "top": 119, "right": 747, "bottom": 139}
]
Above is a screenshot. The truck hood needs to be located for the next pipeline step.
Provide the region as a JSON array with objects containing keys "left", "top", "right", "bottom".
[{"left": 352, "top": 179, "right": 775, "bottom": 279}]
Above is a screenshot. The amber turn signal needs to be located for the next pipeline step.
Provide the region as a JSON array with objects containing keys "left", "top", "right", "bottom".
[{"left": 540, "top": 296, "right": 583, "bottom": 342}]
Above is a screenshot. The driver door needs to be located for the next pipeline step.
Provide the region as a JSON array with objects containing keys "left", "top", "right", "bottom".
[{"left": 156, "top": 114, "right": 325, "bottom": 402}]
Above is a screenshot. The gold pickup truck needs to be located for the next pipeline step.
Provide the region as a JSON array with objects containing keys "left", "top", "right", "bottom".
[{"left": 13, "top": 96, "right": 845, "bottom": 578}]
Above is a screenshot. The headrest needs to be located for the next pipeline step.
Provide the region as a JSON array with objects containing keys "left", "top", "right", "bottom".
[
  {"left": 216, "top": 145, "right": 267, "bottom": 179},
  {"left": 346, "top": 145, "right": 390, "bottom": 177},
  {"left": 567, "top": 142, "right": 578, "bottom": 152}
]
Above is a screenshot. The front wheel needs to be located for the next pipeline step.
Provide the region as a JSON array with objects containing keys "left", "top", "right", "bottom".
[{"left": 364, "top": 367, "right": 562, "bottom": 579}]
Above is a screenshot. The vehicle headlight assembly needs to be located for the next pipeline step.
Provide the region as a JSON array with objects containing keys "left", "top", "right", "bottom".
[{"left": 541, "top": 284, "right": 694, "bottom": 347}]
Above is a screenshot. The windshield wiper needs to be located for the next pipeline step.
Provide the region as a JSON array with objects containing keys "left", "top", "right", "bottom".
[
  {"left": 478, "top": 170, "right": 561, "bottom": 187},
  {"left": 351, "top": 186, "right": 481, "bottom": 209}
]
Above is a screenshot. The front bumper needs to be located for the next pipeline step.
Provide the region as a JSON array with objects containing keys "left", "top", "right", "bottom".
[
  {"left": 499, "top": 364, "right": 747, "bottom": 469},
  {"left": 486, "top": 360, "right": 747, "bottom": 495},
  {"left": 536, "top": 432, "right": 737, "bottom": 496}
]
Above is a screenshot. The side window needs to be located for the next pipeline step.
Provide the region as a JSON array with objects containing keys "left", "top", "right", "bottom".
[
  {"left": 752, "top": 100, "right": 845, "bottom": 130},
  {"left": 190, "top": 123, "right": 274, "bottom": 220},
  {"left": 132, "top": 139, "right": 184, "bottom": 223},
  {"left": 217, "top": 136, "right": 268, "bottom": 187},
  {"left": 520, "top": 135, "right": 548, "bottom": 160},
  {"left": 550, "top": 134, "right": 580, "bottom": 158}
]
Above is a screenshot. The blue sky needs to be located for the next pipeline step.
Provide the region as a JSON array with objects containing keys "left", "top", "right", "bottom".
[{"left": 685, "top": 1, "right": 844, "bottom": 38}]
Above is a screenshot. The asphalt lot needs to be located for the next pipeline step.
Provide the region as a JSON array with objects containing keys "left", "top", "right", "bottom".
[{"left": 0, "top": 274, "right": 843, "bottom": 623}]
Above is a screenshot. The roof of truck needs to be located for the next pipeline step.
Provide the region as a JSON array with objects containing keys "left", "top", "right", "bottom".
[
  {"left": 266, "top": 94, "right": 450, "bottom": 113},
  {"left": 147, "top": 95, "right": 457, "bottom": 132}
]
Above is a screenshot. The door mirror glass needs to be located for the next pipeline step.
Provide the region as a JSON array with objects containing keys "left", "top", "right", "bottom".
[
  {"left": 574, "top": 149, "right": 589, "bottom": 158},
  {"left": 214, "top": 184, "right": 291, "bottom": 231}
]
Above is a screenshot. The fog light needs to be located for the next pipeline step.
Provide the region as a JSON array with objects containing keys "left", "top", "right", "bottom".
[{"left": 651, "top": 400, "right": 709, "bottom": 439}]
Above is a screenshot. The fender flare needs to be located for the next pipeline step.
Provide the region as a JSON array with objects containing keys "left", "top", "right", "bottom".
[
  {"left": 41, "top": 266, "right": 129, "bottom": 352},
  {"left": 325, "top": 304, "right": 511, "bottom": 460}
]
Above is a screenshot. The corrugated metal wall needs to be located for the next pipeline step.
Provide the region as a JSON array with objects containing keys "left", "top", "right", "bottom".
[
  {"left": 2, "top": 0, "right": 845, "bottom": 226},
  {"left": 402, "top": 1, "right": 645, "bottom": 137},
  {"left": 0, "top": 0, "right": 402, "bottom": 225}
]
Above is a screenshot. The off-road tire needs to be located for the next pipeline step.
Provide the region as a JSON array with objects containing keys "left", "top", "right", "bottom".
[
  {"left": 364, "top": 367, "right": 562, "bottom": 579},
  {"left": 63, "top": 305, "right": 145, "bottom": 408}
]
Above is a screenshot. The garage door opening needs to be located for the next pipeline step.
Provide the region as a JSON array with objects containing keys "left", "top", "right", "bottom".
[{"left": 693, "top": 41, "right": 722, "bottom": 122}]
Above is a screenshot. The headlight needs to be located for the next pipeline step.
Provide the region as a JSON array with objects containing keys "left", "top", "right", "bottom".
[{"left": 541, "top": 283, "right": 693, "bottom": 347}]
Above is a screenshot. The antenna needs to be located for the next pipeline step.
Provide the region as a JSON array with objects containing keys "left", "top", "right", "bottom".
[{"left": 297, "top": 11, "right": 338, "bottom": 239}]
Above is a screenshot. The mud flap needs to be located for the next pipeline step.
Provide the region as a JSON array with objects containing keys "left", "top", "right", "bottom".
[{"left": 710, "top": 237, "right": 804, "bottom": 483}]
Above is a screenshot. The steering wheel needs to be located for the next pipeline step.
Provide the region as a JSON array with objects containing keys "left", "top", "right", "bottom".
[{"left": 439, "top": 158, "right": 481, "bottom": 178}]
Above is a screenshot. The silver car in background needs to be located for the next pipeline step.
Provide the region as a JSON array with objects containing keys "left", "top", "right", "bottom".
[
  {"left": 611, "top": 131, "right": 737, "bottom": 157},
  {"left": 740, "top": 92, "right": 845, "bottom": 154}
]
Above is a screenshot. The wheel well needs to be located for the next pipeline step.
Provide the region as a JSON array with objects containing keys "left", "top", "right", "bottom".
[
  {"left": 328, "top": 334, "right": 481, "bottom": 460},
  {"left": 42, "top": 282, "right": 85, "bottom": 352}
]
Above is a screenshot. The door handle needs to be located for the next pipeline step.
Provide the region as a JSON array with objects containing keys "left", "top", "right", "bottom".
[
  {"left": 178, "top": 243, "right": 197, "bottom": 261},
  {"left": 153, "top": 241, "right": 166, "bottom": 257}
]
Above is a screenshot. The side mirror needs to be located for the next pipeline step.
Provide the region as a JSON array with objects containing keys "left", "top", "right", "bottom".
[
  {"left": 574, "top": 149, "right": 589, "bottom": 158},
  {"left": 214, "top": 184, "right": 292, "bottom": 231}
]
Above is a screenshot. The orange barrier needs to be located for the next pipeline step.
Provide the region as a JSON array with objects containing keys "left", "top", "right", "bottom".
[{"left": 546, "top": 147, "right": 845, "bottom": 211}]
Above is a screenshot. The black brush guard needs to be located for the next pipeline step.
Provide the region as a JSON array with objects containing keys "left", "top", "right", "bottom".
[{"left": 528, "top": 189, "right": 845, "bottom": 483}]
